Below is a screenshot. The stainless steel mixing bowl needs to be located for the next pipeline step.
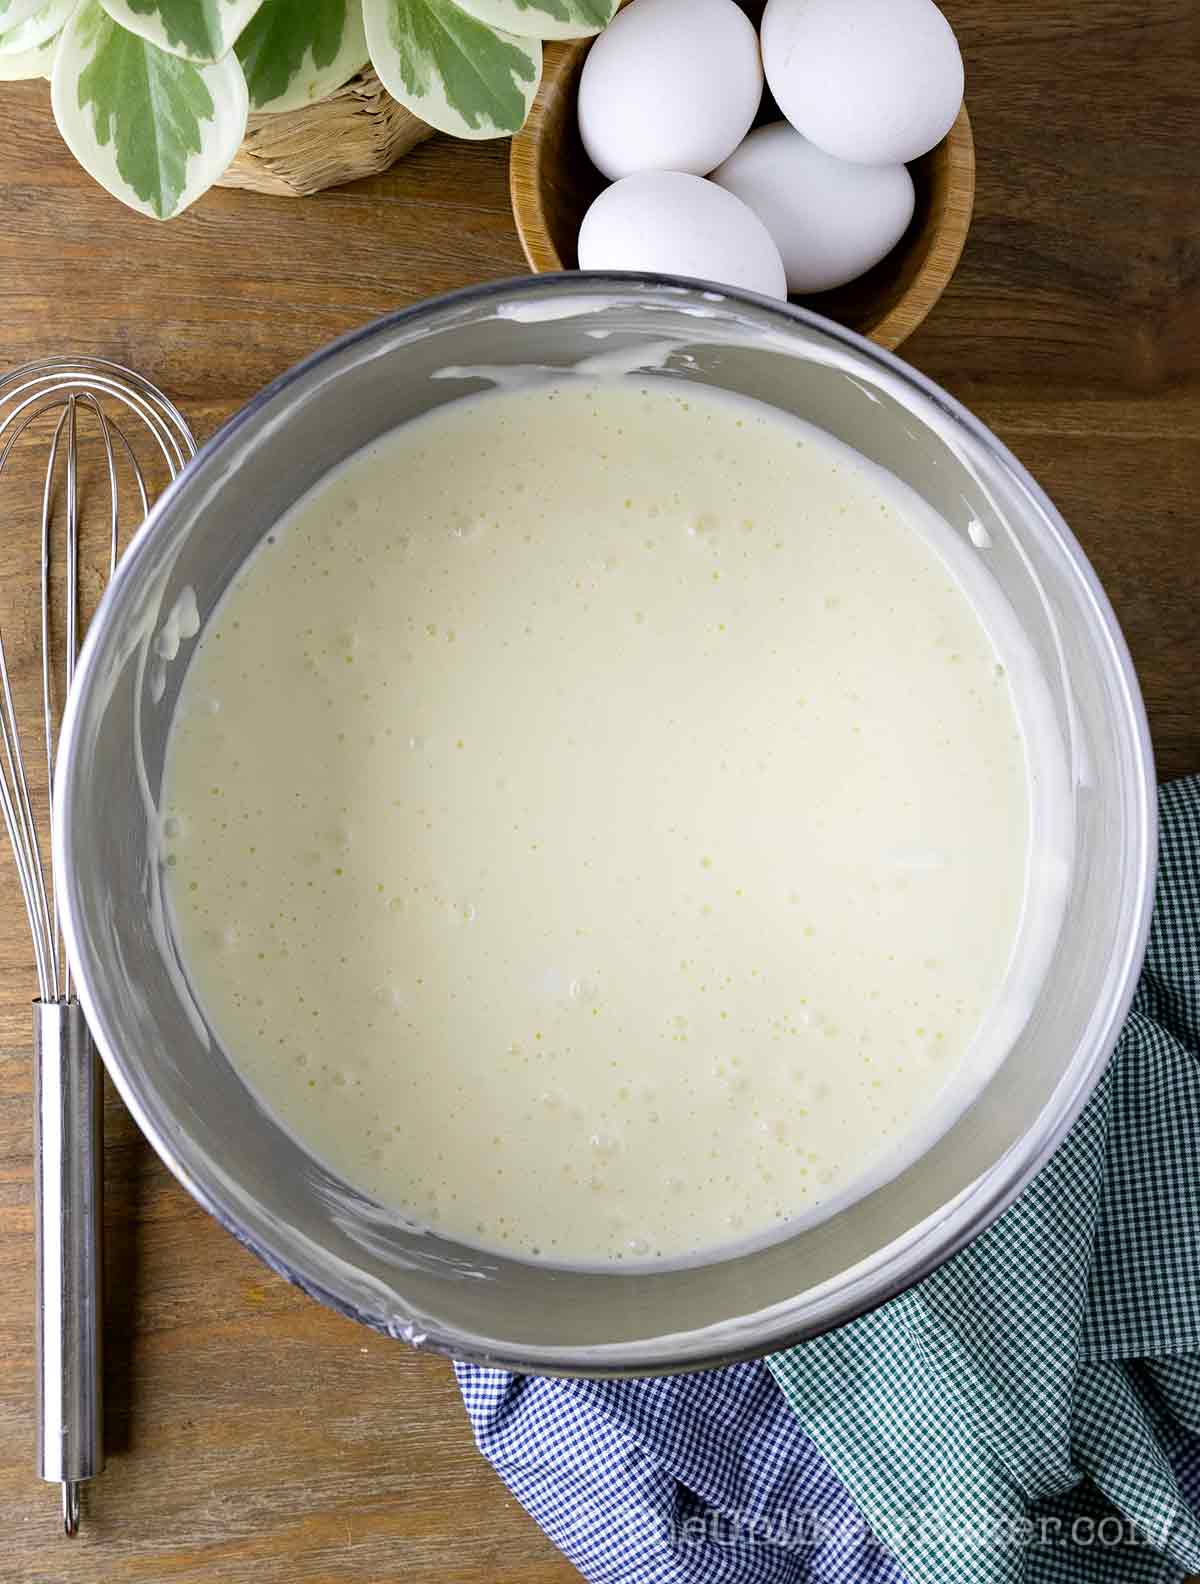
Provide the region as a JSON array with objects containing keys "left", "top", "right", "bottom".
[{"left": 55, "top": 276, "right": 1155, "bottom": 1374}]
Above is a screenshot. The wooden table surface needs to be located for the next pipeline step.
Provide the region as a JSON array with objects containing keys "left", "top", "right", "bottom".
[{"left": 1, "top": 2, "right": 1197, "bottom": 1580}]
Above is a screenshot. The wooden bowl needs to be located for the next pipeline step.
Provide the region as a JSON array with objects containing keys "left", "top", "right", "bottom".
[{"left": 510, "top": 34, "right": 975, "bottom": 352}]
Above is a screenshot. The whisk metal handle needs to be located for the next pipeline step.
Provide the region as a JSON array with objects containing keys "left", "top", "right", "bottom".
[{"left": 33, "top": 999, "right": 104, "bottom": 1534}]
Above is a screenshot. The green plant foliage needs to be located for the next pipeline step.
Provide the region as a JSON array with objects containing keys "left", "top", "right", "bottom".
[
  {"left": 450, "top": 0, "right": 616, "bottom": 43},
  {"left": 236, "top": 0, "right": 367, "bottom": 112},
  {"left": 100, "top": 0, "right": 262, "bottom": 63},
  {"left": 364, "top": 0, "right": 540, "bottom": 138},
  {"left": 37, "top": 0, "right": 616, "bottom": 215},
  {"left": 53, "top": 0, "right": 248, "bottom": 216}
]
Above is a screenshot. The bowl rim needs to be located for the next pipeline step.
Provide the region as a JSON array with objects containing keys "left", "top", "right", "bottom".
[
  {"left": 508, "top": 31, "right": 977, "bottom": 351},
  {"left": 55, "top": 273, "right": 1156, "bottom": 1375}
]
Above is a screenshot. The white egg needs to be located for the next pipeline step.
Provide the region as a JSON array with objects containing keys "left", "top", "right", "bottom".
[
  {"left": 578, "top": 0, "right": 763, "bottom": 182},
  {"left": 711, "top": 122, "right": 915, "bottom": 293},
  {"left": 578, "top": 171, "right": 787, "bottom": 300},
  {"left": 761, "top": 0, "right": 964, "bottom": 165}
]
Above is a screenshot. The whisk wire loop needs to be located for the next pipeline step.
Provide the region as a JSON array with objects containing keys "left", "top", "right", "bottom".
[
  {"left": 0, "top": 360, "right": 195, "bottom": 1005},
  {"left": 0, "top": 357, "right": 195, "bottom": 1534}
]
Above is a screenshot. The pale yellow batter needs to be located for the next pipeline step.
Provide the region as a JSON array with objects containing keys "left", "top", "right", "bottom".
[{"left": 162, "top": 377, "right": 1032, "bottom": 1264}]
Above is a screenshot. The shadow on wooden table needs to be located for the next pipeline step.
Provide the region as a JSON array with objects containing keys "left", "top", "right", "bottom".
[{"left": 101, "top": 1070, "right": 153, "bottom": 1459}]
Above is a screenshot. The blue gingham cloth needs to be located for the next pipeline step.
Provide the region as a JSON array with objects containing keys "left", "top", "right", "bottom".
[
  {"left": 456, "top": 776, "right": 1200, "bottom": 1584},
  {"left": 455, "top": 1361, "right": 904, "bottom": 1582}
]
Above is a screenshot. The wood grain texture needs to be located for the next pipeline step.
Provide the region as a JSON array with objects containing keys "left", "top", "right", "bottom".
[
  {"left": 0, "top": 0, "right": 1198, "bottom": 1576},
  {"left": 509, "top": 34, "right": 975, "bottom": 351}
]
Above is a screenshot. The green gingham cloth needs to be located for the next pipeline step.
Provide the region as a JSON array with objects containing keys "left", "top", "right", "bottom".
[
  {"left": 768, "top": 774, "right": 1200, "bottom": 1583},
  {"left": 457, "top": 778, "right": 1200, "bottom": 1583}
]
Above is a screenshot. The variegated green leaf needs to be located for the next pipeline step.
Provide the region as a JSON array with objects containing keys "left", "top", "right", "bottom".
[
  {"left": 0, "top": 22, "right": 59, "bottom": 70},
  {"left": 447, "top": 0, "right": 614, "bottom": 42},
  {"left": 97, "top": 0, "right": 262, "bottom": 63},
  {"left": 52, "top": 2, "right": 248, "bottom": 217},
  {"left": 363, "top": 0, "right": 539, "bottom": 139},
  {"left": 235, "top": 0, "right": 365, "bottom": 112},
  {"left": 0, "top": 0, "right": 77, "bottom": 55},
  {"left": 0, "top": 0, "right": 50, "bottom": 28}
]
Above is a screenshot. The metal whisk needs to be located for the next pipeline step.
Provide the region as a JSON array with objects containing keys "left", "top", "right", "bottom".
[{"left": 0, "top": 359, "right": 195, "bottom": 1535}]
